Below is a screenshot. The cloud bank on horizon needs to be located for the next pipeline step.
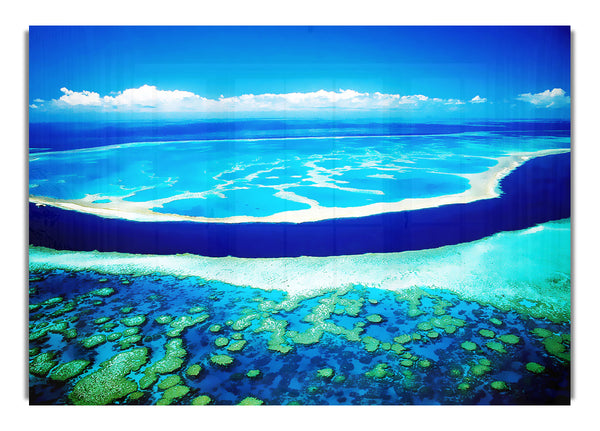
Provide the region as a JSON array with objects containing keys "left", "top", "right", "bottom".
[
  {"left": 29, "top": 85, "right": 570, "bottom": 119},
  {"left": 517, "top": 88, "right": 571, "bottom": 108}
]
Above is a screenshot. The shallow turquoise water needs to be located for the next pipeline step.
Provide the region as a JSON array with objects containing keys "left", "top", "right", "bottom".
[{"left": 28, "top": 132, "right": 570, "bottom": 219}]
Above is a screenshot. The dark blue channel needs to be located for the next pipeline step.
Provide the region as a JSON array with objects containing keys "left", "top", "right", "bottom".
[{"left": 29, "top": 152, "right": 570, "bottom": 257}]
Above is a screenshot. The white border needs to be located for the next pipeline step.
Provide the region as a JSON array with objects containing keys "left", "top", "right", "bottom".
[{"left": 3, "top": 2, "right": 597, "bottom": 429}]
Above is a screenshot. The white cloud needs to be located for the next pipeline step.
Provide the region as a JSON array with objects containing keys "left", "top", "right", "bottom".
[
  {"left": 517, "top": 88, "right": 570, "bottom": 108},
  {"left": 29, "top": 104, "right": 39, "bottom": 109},
  {"left": 33, "top": 98, "right": 45, "bottom": 103},
  {"left": 470, "top": 95, "right": 487, "bottom": 103},
  {"left": 46, "top": 85, "right": 484, "bottom": 113}
]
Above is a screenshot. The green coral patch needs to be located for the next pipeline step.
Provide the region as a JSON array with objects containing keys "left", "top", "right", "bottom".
[
  {"left": 417, "top": 322, "right": 433, "bottom": 331},
  {"left": 167, "top": 314, "right": 209, "bottom": 337},
  {"left": 91, "top": 287, "right": 115, "bottom": 297},
  {"left": 107, "top": 332, "right": 122, "bottom": 342},
  {"left": 394, "top": 334, "right": 412, "bottom": 344},
  {"left": 366, "top": 314, "right": 383, "bottom": 323},
  {"left": 542, "top": 335, "right": 570, "bottom": 361},
  {"left": 238, "top": 396, "right": 264, "bottom": 405},
  {"left": 470, "top": 364, "right": 491, "bottom": 377},
  {"left": 49, "top": 359, "right": 91, "bottom": 381},
  {"left": 81, "top": 334, "right": 107, "bottom": 349},
  {"left": 418, "top": 360, "right": 431, "bottom": 368},
  {"left": 29, "top": 352, "right": 58, "bottom": 377},
  {"left": 247, "top": 369, "right": 261, "bottom": 378},
  {"left": 215, "top": 337, "right": 229, "bottom": 347},
  {"left": 485, "top": 341, "right": 506, "bottom": 354},
  {"left": 366, "top": 363, "right": 391, "bottom": 379},
  {"left": 68, "top": 348, "right": 148, "bottom": 405},
  {"left": 142, "top": 338, "right": 187, "bottom": 388},
  {"left": 361, "top": 336, "right": 380, "bottom": 353},
  {"left": 461, "top": 341, "right": 477, "bottom": 351},
  {"left": 186, "top": 364, "right": 202, "bottom": 377},
  {"left": 209, "top": 324, "right": 222, "bottom": 333},
  {"left": 478, "top": 329, "right": 496, "bottom": 338},
  {"left": 255, "top": 318, "right": 293, "bottom": 354},
  {"left": 158, "top": 375, "right": 181, "bottom": 390},
  {"left": 526, "top": 362, "right": 546, "bottom": 374},
  {"left": 227, "top": 340, "right": 247, "bottom": 352},
  {"left": 157, "top": 385, "right": 190, "bottom": 405},
  {"left": 211, "top": 354, "right": 234, "bottom": 367},
  {"left": 192, "top": 395, "right": 212, "bottom": 405},
  {"left": 498, "top": 334, "right": 521, "bottom": 345},
  {"left": 491, "top": 381, "right": 508, "bottom": 391},
  {"left": 317, "top": 368, "right": 334, "bottom": 378},
  {"left": 531, "top": 327, "right": 553, "bottom": 338},
  {"left": 155, "top": 315, "right": 173, "bottom": 325},
  {"left": 119, "top": 335, "right": 142, "bottom": 350},
  {"left": 120, "top": 315, "right": 146, "bottom": 327}
]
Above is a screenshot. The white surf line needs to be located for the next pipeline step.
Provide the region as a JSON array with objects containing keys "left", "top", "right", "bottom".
[
  {"left": 29, "top": 148, "right": 570, "bottom": 224},
  {"left": 28, "top": 218, "right": 571, "bottom": 322}
]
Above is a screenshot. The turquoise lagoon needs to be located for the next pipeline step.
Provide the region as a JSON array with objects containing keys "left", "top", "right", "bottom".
[{"left": 29, "top": 131, "right": 569, "bottom": 222}]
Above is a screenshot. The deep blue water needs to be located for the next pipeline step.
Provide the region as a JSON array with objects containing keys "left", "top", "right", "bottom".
[
  {"left": 29, "top": 120, "right": 570, "bottom": 153},
  {"left": 28, "top": 152, "right": 570, "bottom": 257}
]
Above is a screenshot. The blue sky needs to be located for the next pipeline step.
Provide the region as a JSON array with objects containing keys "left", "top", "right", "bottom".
[{"left": 29, "top": 26, "right": 571, "bottom": 121}]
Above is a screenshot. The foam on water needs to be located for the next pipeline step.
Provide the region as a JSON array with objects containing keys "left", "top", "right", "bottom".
[{"left": 29, "top": 218, "right": 571, "bottom": 322}]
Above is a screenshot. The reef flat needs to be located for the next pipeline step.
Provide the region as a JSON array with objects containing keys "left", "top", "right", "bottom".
[
  {"left": 28, "top": 220, "right": 571, "bottom": 405},
  {"left": 28, "top": 151, "right": 570, "bottom": 258}
]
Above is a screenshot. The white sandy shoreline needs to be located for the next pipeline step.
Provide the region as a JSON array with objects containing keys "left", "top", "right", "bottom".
[{"left": 29, "top": 148, "right": 570, "bottom": 224}]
